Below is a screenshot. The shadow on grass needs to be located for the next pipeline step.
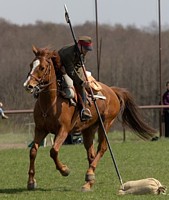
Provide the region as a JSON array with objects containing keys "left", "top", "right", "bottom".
[{"left": 0, "top": 187, "right": 75, "bottom": 194}]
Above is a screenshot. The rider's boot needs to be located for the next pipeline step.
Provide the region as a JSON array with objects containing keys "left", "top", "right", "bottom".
[
  {"left": 81, "top": 108, "right": 92, "bottom": 121},
  {"left": 80, "top": 90, "right": 92, "bottom": 121}
]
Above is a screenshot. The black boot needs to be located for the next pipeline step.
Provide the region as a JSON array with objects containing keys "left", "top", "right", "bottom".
[
  {"left": 69, "top": 99, "right": 76, "bottom": 107},
  {"left": 81, "top": 108, "right": 92, "bottom": 121}
]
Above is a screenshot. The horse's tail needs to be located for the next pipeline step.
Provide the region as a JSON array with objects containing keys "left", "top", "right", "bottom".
[{"left": 111, "top": 86, "right": 156, "bottom": 140}]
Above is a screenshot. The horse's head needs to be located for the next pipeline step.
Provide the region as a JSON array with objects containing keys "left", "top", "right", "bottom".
[{"left": 23, "top": 45, "right": 59, "bottom": 96}]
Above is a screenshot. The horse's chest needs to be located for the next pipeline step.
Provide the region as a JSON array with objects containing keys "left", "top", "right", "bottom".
[{"left": 35, "top": 115, "right": 59, "bottom": 132}]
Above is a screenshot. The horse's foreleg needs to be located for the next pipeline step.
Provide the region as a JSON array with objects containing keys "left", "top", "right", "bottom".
[
  {"left": 50, "top": 128, "right": 70, "bottom": 176},
  {"left": 27, "top": 129, "right": 47, "bottom": 190},
  {"left": 27, "top": 143, "right": 38, "bottom": 190}
]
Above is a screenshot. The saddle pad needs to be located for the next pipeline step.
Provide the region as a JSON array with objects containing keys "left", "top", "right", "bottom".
[{"left": 87, "top": 74, "right": 102, "bottom": 92}]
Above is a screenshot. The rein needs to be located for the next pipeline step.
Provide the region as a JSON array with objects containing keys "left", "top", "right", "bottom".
[
  {"left": 33, "top": 81, "right": 56, "bottom": 98},
  {"left": 28, "top": 59, "right": 52, "bottom": 87}
]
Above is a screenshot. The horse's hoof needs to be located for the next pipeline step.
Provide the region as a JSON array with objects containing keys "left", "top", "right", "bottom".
[
  {"left": 27, "top": 180, "right": 37, "bottom": 190},
  {"left": 85, "top": 173, "right": 95, "bottom": 181},
  {"left": 81, "top": 182, "right": 93, "bottom": 192},
  {"left": 60, "top": 166, "right": 70, "bottom": 176},
  {"left": 81, "top": 186, "right": 92, "bottom": 192}
]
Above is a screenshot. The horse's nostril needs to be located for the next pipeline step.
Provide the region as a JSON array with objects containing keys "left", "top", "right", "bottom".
[
  {"left": 24, "top": 84, "right": 34, "bottom": 92},
  {"left": 28, "top": 85, "right": 33, "bottom": 89}
]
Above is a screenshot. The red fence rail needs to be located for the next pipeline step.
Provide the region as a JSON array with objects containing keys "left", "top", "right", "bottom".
[
  {"left": 5, "top": 109, "right": 33, "bottom": 114},
  {"left": 139, "top": 105, "right": 169, "bottom": 109},
  {"left": 4, "top": 105, "right": 169, "bottom": 140},
  {"left": 4, "top": 105, "right": 169, "bottom": 114}
]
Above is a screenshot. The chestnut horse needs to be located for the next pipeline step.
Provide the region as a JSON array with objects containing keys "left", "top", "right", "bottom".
[{"left": 23, "top": 46, "right": 156, "bottom": 191}]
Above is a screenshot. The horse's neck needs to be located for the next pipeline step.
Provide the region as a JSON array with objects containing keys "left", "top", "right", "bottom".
[{"left": 39, "top": 69, "right": 57, "bottom": 102}]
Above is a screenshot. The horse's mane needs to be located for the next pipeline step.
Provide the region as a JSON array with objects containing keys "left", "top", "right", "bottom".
[
  {"left": 34, "top": 46, "right": 61, "bottom": 69},
  {"left": 35, "top": 47, "right": 55, "bottom": 57}
]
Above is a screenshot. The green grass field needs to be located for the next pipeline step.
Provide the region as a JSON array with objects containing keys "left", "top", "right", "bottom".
[{"left": 0, "top": 132, "right": 169, "bottom": 199}]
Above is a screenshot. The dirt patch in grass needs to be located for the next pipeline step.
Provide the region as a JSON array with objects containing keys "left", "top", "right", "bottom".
[{"left": 0, "top": 143, "right": 27, "bottom": 149}]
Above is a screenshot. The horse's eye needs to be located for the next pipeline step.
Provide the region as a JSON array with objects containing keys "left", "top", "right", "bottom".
[{"left": 40, "top": 66, "right": 45, "bottom": 71}]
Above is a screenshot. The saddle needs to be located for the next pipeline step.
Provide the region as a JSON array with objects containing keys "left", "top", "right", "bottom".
[
  {"left": 86, "top": 71, "right": 102, "bottom": 94},
  {"left": 60, "top": 72, "right": 104, "bottom": 105}
]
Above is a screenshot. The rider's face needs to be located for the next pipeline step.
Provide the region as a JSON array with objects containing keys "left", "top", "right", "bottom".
[
  {"left": 78, "top": 44, "right": 88, "bottom": 56},
  {"left": 81, "top": 46, "right": 88, "bottom": 55}
]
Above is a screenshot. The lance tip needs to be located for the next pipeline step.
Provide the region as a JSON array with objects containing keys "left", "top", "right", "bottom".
[{"left": 64, "top": 4, "right": 68, "bottom": 12}]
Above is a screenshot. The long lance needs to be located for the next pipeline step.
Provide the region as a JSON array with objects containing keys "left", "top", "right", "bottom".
[{"left": 64, "top": 4, "right": 124, "bottom": 189}]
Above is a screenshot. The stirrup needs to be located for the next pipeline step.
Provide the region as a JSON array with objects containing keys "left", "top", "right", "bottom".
[
  {"left": 69, "top": 99, "right": 76, "bottom": 107},
  {"left": 81, "top": 108, "right": 92, "bottom": 121}
]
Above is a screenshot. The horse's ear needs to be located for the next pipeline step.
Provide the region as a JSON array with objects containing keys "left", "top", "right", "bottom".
[{"left": 32, "top": 45, "right": 38, "bottom": 55}]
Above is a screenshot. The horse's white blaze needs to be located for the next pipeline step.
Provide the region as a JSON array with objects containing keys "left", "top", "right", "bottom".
[
  {"left": 32, "top": 59, "right": 40, "bottom": 72},
  {"left": 23, "top": 59, "right": 40, "bottom": 87}
]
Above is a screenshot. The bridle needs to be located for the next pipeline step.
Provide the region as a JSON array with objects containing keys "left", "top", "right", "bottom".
[{"left": 28, "top": 57, "right": 55, "bottom": 98}]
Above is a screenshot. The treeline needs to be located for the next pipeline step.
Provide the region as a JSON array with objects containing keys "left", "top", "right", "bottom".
[{"left": 0, "top": 18, "right": 169, "bottom": 128}]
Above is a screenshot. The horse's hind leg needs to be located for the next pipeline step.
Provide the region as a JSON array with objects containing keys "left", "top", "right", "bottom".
[
  {"left": 82, "top": 121, "right": 113, "bottom": 192},
  {"left": 81, "top": 127, "right": 97, "bottom": 191},
  {"left": 27, "top": 128, "right": 47, "bottom": 190}
]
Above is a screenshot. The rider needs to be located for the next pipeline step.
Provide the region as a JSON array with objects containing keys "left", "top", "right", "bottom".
[{"left": 58, "top": 36, "right": 93, "bottom": 121}]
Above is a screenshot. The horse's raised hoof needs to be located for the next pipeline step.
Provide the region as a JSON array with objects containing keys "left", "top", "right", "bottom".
[
  {"left": 27, "top": 179, "right": 37, "bottom": 190},
  {"left": 85, "top": 173, "right": 95, "bottom": 182},
  {"left": 81, "top": 181, "right": 94, "bottom": 192},
  {"left": 60, "top": 165, "right": 70, "bottom": 177}
]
